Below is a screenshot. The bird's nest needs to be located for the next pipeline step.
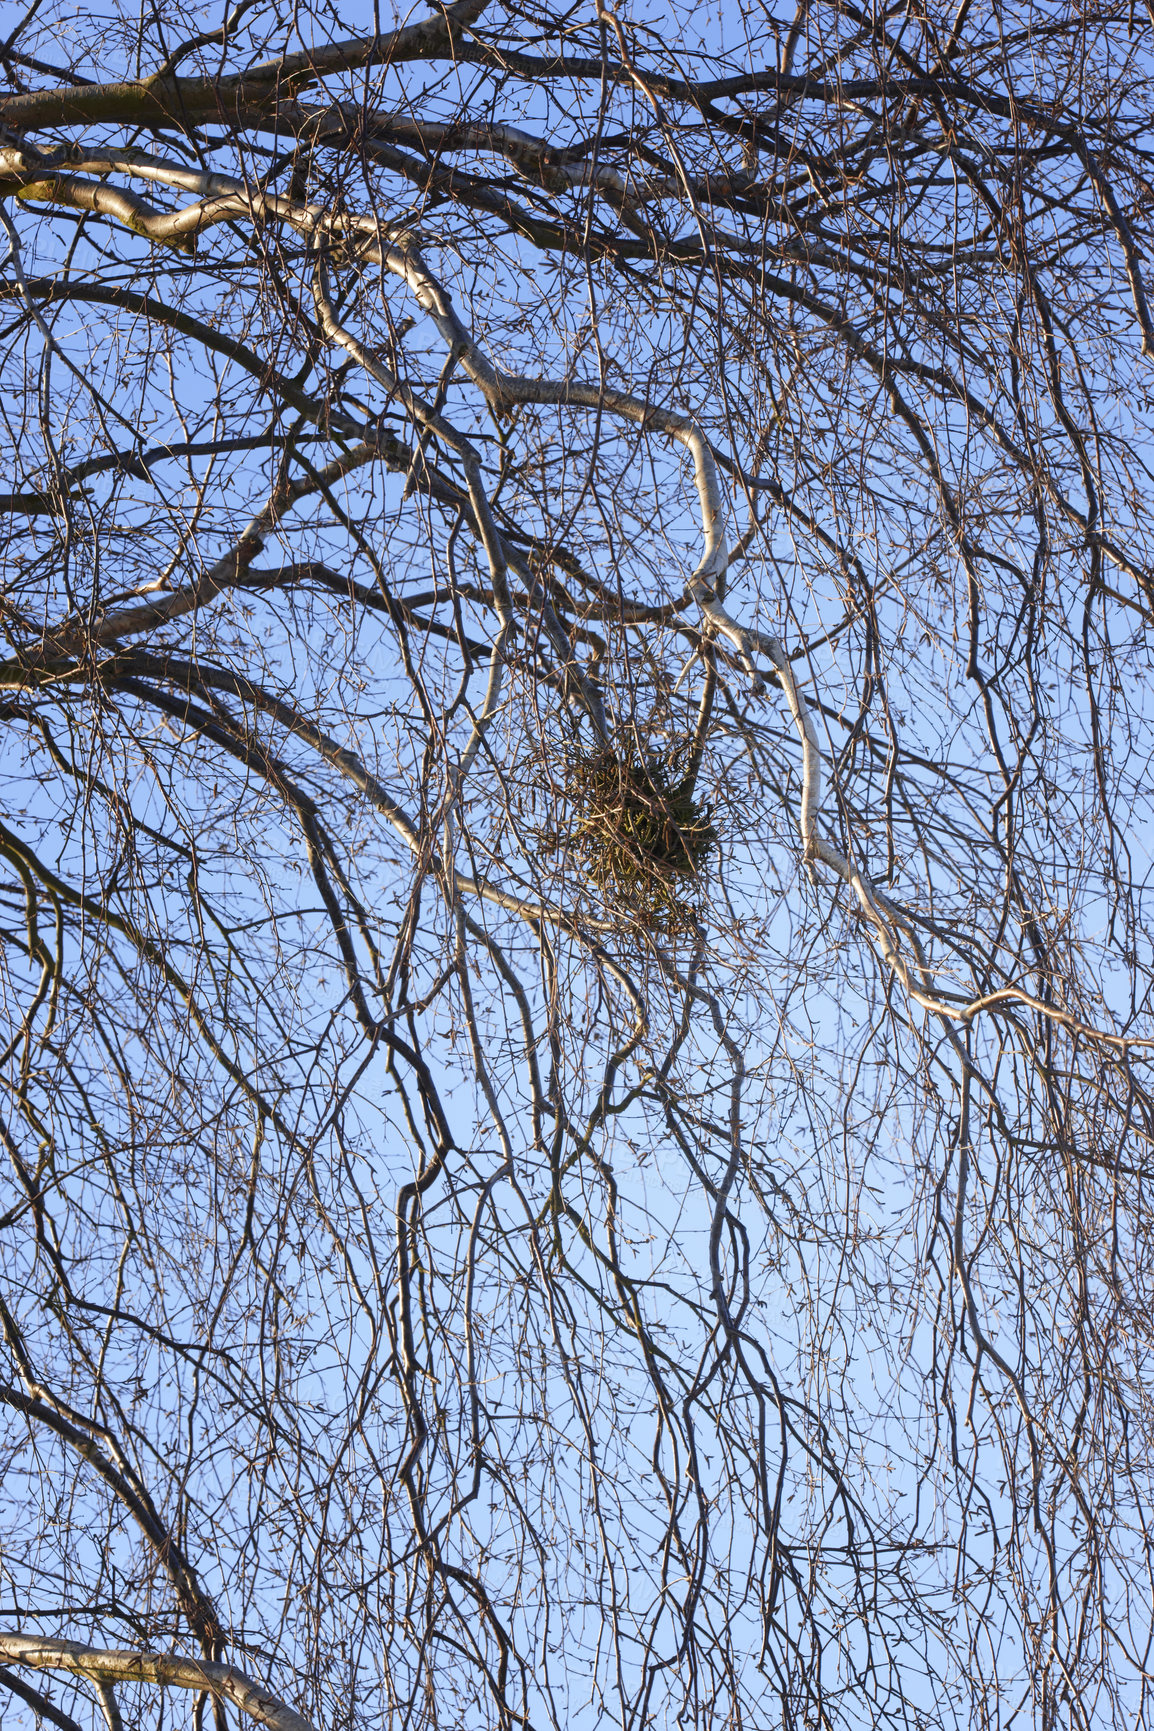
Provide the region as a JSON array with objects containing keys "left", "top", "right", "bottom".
[{"left": 546, "top": 748, "right": 717, "bottom": 934}]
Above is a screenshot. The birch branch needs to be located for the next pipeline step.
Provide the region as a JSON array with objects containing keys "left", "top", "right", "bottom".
[{"left": 0, "top": 1638, "right": 314, "bottom": 1731}]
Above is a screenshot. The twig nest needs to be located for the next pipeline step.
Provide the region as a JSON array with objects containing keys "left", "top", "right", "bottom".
[{"left": 562, "top": 748, "right": 717, "bottom": 933}]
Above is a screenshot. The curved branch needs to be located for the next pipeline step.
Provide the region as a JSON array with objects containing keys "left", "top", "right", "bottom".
[{"left": 0, "top": 1639, "right": 312, "bottom": 1731}]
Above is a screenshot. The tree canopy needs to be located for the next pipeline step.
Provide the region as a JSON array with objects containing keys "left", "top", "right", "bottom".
[{"left": 1, "top": 1, "right": 1154, "bottom": 1727}]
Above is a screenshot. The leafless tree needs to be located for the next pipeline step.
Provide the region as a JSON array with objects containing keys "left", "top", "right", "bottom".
[{"left": 0, "top": 1, "right": 1153, "bottom": 1727}]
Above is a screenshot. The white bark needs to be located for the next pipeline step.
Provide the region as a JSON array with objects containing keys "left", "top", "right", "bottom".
[{"left": 0, "top": 1638, "right": 314, "bottom": 1731}]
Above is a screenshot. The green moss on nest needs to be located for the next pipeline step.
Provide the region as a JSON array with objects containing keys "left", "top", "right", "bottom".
[{"left": 565, "top": 749, "right": 717, "bottom": 932}]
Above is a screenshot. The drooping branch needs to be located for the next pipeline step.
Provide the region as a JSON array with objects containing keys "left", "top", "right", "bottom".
[{"left": 0, "top": 1639, "right": 314, "bottom": 1731}]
